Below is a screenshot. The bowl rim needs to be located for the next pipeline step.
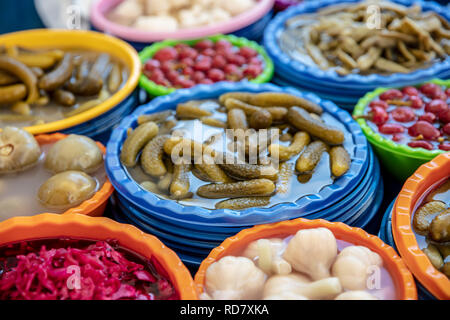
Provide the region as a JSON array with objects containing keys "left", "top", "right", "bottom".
[
  {"left": 392, "top": 152, "right": 450, "bottom": 300},
  {"left": 352, "top": 78, "right": 449, "bottom": 160},
  {"left": 138, "top": 34, "right": 275, "bottom": 97},
  {"left": 90, "top": 0, "right": 275, "bottom": 43},
  {"left": 105, "top": 82, "right": 369, "bottom": 223},
  {"left": 193, "top": 217, "right": 418, "bottom": 300},
  {"left": 263, "top": 0, "right": 450, "bottom": 87},
  {"left": 0, "top": 213, "right": 198, "bottom": 300},
  {"left": 35, "top": 133, "right": 114, "bottom": 217},
  {"left": 0, "top": 29, "right": 141, "bottom": 135}
]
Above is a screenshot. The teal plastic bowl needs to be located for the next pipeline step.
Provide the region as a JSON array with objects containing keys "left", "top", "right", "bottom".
[
  {"left": 138, "top": 34, "right": 274, "bottom": 97},
  {"left": 353, "top": 78, "right": 449, "bottom": 182}
]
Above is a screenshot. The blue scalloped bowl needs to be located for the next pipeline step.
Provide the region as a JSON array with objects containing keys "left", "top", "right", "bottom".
[
  {"left": 378, "top": 198, "right": 437, "bottom": 300},
  {"left": 106, "top": 82, "right": 369, "bottom": 226},
  {"left": 110, "top": 151, "right": 383, "bottom": 268},
  {"left": 264, "top": 0, "right": 450, "bottom": 88}
]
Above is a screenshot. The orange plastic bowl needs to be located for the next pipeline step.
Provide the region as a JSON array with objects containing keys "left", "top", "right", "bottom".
[
  {"left": 0, "top": 213, "right": 197, "bottom": 300},
  {"left": 195, "top": 218, "right": 417, "bottom": 300},
  {"left": 393, "top": 152, "right": 450, "bottom": 300},
  {"left": 35, "top": 133, "right": 114, "bottom": 217}
]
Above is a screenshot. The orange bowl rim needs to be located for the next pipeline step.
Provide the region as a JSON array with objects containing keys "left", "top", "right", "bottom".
[{"left": 194, "top": 218, "right": 417, "bottom": 300}]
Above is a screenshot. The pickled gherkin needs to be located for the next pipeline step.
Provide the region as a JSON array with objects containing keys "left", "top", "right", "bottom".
[
  {"left": 296, "top": 141, "right": 328, "bottom": 173},
  {"left": 215, "top": 197, "right": 271, "bottom": 210},
  {"left": 197, "top": 179, "right": 275, "bottom": 199},
  {"left": 120, "top": 122, "right": 159, "bottom": 167},
  {"left": 141, "top": 135, "right": 169, "bottom": 177},
  {"left": 329, "top": 146, "right": 350, "bottom": 177}
]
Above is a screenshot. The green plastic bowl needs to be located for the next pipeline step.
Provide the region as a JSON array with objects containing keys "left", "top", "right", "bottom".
[
  {"left": 353, "top": 78, "right": 449, "bottom": 182},
  {"left": 138, "top": 34, "right": 274, "bottom": 97}
]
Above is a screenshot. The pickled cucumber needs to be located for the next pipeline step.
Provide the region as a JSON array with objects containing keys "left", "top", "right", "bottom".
[
  {"left": 215, "top": 197, "right": 271, "bottom": 210},
  {"left": 38, "top": 53, "right": 73, "bottom": 91},
  {"left": 195, "top": 154, "right": 233, "bottom": 183},
  {"left": 201, "top": 117, "right": 227, "bottom": 128},
  {"left": 137, "top": 111, "right": 173, "bottom": 125},
  {"left": 224, "top": 98, "right": 261, "bottom": 115},
  {"left": 228, "top": 108, "right": 248, "bottom": 130},
  {"left": 170, "top": 164, "right": 192, "bottom": 200},
  {"left": 277, "top": 162, "right": 294, "bottom": 194},
  {"left": 330, "top": 146, "right": 351, "bottom": 177},
  {"left": 249, "top": 110, "right": 273, "bottom": 129},
  {"left": 296, "top": 141, "right": 328, "bottom": 173},
  {"left": 120, "top": 122, "right": 159, "bottom": 167},
  {"left": 220, "top": 163, "right": 278, "bottom": 181},
  {"left": 157, "top": 173, "right": 173, "bottom": 192},
  {"left": 413, "top": 201, "right": 446, "bottom": 235},
  {"left": 287, "top": 107, "right": 344, "bottom": 145},
  {"left": 176, "top": 102, "right": 212, "bottom": 119},
  {"left": 251, "top": 92, "right": 323, "bottom": 114},
  {"left": 164, "top": 137, "right": 215, "bottom": 162},
  {"left": 108, "top": 63, "right": 122, "bottom": 93},
  {"left": 266, "top": 107, "right": 288, "bottom": 122},
  {"left": 0, "top": 84, "right": 27, "bottom": 104},
  {"left": 52, "top": 89, "right": 75, "bottom": 107},
  {"left": 141, "top": 135, "right": 169, "bottom": 177},
  {"left": 269, "top": 131, "right": 310, "bottom": 161},
  {"left": 197, "top": 179, "right": 276, "bottom": 199}
]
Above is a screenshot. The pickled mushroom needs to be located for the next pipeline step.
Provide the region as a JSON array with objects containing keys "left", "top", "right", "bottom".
[
  {"left": 44, "top": 135, "right": 103, "bottom": 174},
  {"left": 0, "top": 126, "right": 41, "bottom": 174},
  {"left": 38, "top": 170, "right": 97, "bottom": 209}
]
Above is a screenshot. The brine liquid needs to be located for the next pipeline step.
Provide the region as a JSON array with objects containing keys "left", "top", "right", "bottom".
[
  {"left": 126, "top": 100, "right": 356, "bottom": 210},
  {"left": 0, "top": 143, "right": 107, "bottom": 221}
]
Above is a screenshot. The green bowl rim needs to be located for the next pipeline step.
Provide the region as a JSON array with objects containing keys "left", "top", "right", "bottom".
[
  {"left": 138, "top": 34, "right": 275, "bottom": 97},
  {"left": 352, "top": 78, "right": 449, "bottom": 160}
]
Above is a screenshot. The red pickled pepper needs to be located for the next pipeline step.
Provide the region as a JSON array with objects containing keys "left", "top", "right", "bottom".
[{"left": 0, "top": 241, "right": 178, "bottom": 300}]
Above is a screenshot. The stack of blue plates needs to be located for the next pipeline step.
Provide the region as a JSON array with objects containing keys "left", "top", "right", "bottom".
[
  {"left": 106, "top": 82, "right": 384, "bottom": 268},
  {"left": 379, "top": 199, "right": 437, "bottom": 300},
  {"left": 264, "top": 0, "right": 450, "bottom": 110}
]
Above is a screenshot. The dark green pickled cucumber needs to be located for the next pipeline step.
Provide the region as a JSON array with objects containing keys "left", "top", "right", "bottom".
[
  {"left": 295, "top": 141, "right": 328, "bottom": 173},
  {"left": 287, "top": 107, "right": 344, "bottom": 145},
  {"left": 215, "top": 197, "right": 271, "bottom": 210},
  {"left": 329, "top": 146, "right": 351, "bottom": 177},
  {"left": 197, "top": 179, "right": 276, "bottom": 199},
  {"left": 141, "top": 135, "right": 170, "bottom": 177},
  {"left": 120, "top": 122, "right": 159, "bottom": 167}
]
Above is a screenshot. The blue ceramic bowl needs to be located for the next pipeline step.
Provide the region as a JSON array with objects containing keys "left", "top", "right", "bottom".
[
  {"left": 106, "top": 82, "right": 369, "bottom": 226},
  {"left": 264, "top": 0, "right": 450, "bottom": 88}
]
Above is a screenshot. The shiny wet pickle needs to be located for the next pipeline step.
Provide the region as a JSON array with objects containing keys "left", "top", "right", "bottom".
[
  {"left": 120, "top": 122, "right": 159, "bottom": 167},
  {"left": 197, "top": 179, "right": 276, "bottom": 199}
]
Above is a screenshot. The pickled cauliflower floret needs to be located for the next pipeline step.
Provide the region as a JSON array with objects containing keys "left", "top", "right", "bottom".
[
  {"left": 283, "top": 228, "right": 338, "bottom": 280},
  {"left": 219, "top": 0, "right": 256, "bottom": 16},
  {"left": 203, "top": 256, "right": 266, "bottom": 300},
  {"left": 263, "top": 274, "right": 342, "bottom": 300},
  {"left": 335, "top": 291, "right": 379, "bottom": 300},
  {"left": 332, "top": 246, "right": 383, "bottom": 291},
  {"left": 242, "top": 238, "right": 291, "bottom": 275},
  {"left": 133, "top": 15, "right": 179, "bottom": 32}
]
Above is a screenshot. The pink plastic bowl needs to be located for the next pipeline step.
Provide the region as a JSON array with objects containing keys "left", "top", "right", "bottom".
[{"left": 91, "top": 0, "right": 275, "bottom": 43}]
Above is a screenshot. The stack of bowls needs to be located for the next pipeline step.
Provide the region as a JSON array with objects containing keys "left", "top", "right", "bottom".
[
  {"left": 0, "top": 29, "right": 141, "bottom": 144},
  {"left": 106, "top": 82, "right": 384, "bottom": 268},
  {"left": 90, "top": 0, "right": 275, "bottom": 50},
  {"left": 263, "top": 0, "right": 450, "bottom": 110}
]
